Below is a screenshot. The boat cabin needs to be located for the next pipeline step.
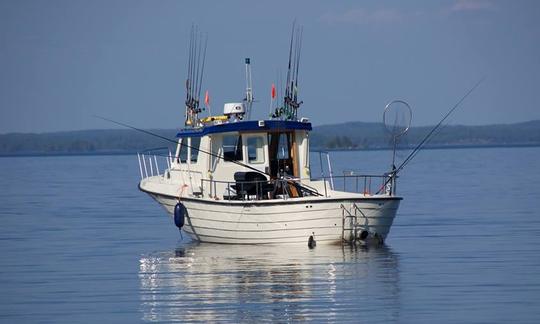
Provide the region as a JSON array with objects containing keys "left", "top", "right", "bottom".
[{"left": 172, "top": 119, "right": 312, "bottom": 197}]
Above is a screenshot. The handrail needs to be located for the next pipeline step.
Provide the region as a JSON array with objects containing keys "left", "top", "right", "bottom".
[
  {"left": 312, "top": 150, "right": 334, "bottom": 190},
  {"left": 200, "top": 177, "right": 322, "bottom": 201},
  {"left": 310, "top": 174, "right": 395, "bottom": 196},
  {"left": 341, "top": 202, "right": 370, "bottom": 243},
  {"left": 197, "top": 173, "right": 395, "bottom": 201},
  {"left": 137, "top": 151, "right": 173, "bottom": 179},
  {"left": 137, "top": 149, "right": 397, "bottom": 198}
]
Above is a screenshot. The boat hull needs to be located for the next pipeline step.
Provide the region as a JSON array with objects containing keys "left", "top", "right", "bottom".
[{"left": 144, "top": 190, "right": 401, "bottom": 245}]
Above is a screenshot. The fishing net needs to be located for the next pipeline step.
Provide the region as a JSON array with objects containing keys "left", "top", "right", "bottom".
[{"left": 383, "top": 100, "right": 412, "bottom": 138}]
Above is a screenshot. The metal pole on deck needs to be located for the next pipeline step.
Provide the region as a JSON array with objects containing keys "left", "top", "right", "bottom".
[
  {"left": 142, "top": 154, "right": 148, "bottom": 178},
  {"left": 154, "top": 155, "right": 160, "bottom": 175},
  {"left": 245, "top": 58, "right": 253, "bottom": 119},
  {"left": 319, "top": 152, "right": 324, "bottom": 178},
  {"left": 137, "top": 153, "right": 144, "bottom": 179},
  {"left": 326, "top": 153, "right": 334, "bottom": 190}
]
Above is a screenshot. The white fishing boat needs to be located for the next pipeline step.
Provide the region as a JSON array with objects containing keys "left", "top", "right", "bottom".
[{"left": 137, "top": 26, "right": 405, "bottom": 245}]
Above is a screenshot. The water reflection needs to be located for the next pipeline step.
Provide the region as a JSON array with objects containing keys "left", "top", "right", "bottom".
[{"left": 139, "top": 242, "right": 401, "bottom": 322}]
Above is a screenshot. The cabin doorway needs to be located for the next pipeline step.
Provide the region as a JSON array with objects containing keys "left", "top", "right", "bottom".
[{"left": 268, "top": 132, "right": 298, "bottom": 178}]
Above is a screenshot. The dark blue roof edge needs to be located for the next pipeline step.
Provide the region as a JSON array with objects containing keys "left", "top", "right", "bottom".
[{"left": 176, "top": 120, "right": 312, "bottom": 138}]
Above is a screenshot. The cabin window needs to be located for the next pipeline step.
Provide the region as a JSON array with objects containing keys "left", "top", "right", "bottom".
[
  {"left": 190, "top": 137, "right": 201, "bottom": 163},
  {"left": 277, "top": 133, "right": 291, "bottom": 159},
  {"left": 178, "top": 140, "right": 188, "bottom": 163},
  {"left": 222, "top": 134, "right": 243, "bottom": 161},
  {"left": 268, "top": 132, "right": 294, "bottom": 177},
  {"left": 247, "top": 136, "right": 264, "bottom": 164}
]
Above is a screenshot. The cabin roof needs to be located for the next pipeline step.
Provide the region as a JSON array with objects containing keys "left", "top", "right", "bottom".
[{"left": 176, "top": 120, "right": 312, "bottom": 138}]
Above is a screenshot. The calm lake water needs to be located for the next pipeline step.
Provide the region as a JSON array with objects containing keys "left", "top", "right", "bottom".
[{"left": 1, "top": 147, "right": 540, "bottom": 323}]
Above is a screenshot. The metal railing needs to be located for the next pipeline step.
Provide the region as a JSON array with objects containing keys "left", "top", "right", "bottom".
[
  {"left": 311, "top": 173, "right": 396, "bottom": 196},
  {"left": 137, "top": 149, "right": 173, "bottom": 179},
  {"left": 137, "top": 149, "right": 397, "bottom": 198},
  {"left": 346, "top": 170, "right": 397, "bottom": 195},
  {"left": 312, "top": 150, "right": 335, "bottom": 190},
  {"left": 309, "top": 152, "right": 396, "bottom": 196},
  {"left": 200, "top": 178, "right": 317, "bottom": 201},
  {"left": 198, "top": 172, "right": 395, "bottom": 201}
]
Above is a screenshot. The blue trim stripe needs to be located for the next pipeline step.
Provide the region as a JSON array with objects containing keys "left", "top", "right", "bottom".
[{"left": 176, "top": 120, "right": 312, "bottom": 138}]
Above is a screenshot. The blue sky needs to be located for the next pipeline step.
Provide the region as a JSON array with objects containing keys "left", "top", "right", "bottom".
[{"left": 1, "top": 0, "right": 539, "bottom": 133}]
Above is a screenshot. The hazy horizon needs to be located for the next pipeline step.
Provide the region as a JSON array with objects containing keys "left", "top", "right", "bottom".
[
  {"left": 1, "top": 0, "right": 539, "bottom": 133},
  {"left": 2, "top": 117, "right": 540, "bottom": 136}
]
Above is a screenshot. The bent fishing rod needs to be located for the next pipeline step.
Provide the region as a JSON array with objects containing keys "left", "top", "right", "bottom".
[
  {"left": 94, "top": 115, "right": 323, "bottom": 196},
  {"left": 376, "top": 77, "right": 485, "bottom": 194},
  {"left": 396, "top": 77, "right": 485, "bottom": 175}
]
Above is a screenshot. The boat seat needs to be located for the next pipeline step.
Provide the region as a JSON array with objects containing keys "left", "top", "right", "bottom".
[{"left": 233, "top": 171, "right": 269, "bottom": 199}]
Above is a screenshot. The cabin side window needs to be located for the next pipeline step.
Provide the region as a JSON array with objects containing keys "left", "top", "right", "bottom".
[
  {"left": 247, "top": 136, "right": 265, "bottom": 164},
  {"left": 190, "top": 137, "right": 201, "bottom": 163},
  {"left": 178, "top": 139, "right": 188, "bottom": 163},
  {"left": 222, "top": 134, "right": 243, "bottom": 162}
]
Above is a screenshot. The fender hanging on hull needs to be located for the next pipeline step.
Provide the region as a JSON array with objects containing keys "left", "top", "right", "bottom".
[{"left": 174, "top": 203, "right": 186, "bottom": 229}]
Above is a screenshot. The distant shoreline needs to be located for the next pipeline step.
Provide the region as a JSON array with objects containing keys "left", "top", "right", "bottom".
[
  {"left": 1, "top": 142, "right": 539, "bottom": 158},
  {"left": 1, "top": 119, "right": 539, "bottom": 157},
  {"left": 319, "top": 142, "right": 540, "bottom": 152}
]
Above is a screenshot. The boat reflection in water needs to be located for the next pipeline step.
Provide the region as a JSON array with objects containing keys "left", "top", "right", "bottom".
[{"left": 139, "top": 241, "right": 401, "bottom": 322}]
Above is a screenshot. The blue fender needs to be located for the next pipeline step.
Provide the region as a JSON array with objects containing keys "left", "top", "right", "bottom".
[{"left": 174, "top": 203, "right": 186, "bottom": 229}]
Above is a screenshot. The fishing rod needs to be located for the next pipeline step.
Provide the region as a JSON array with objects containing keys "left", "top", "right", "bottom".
[
  {"left": 184, "top": 26, "right": 208, "bottom": 125},
  {"left": 376, "top": 77, "right": 485, "bottom": 194},
  {"left": 284, "top": 22, "right": 296, "bottom": 119},
  {"left": 197, "top": 34, "right": 208, "bottom": 114},
  {"left": 186, "top": 25, "right": 200, "bottom": 123},
  {"left": 281, "top": 23, "right": 304, "bottom": 120},
  {"left": 94, "top": 116, "right": 323, "bottom": 196},
  {"left": 95, "top": 115, "right": 267, "bottom": 174},
  {"left": 193, "top": 28, "right": 202, "bottom": 112},
  {"left": 185, "top": 25, "right": 194, "bottom": 113},
  {"left": 292, "top": 26, "right": 303, "bottom": 119},
  {"left": 191, "top": 26, "right": 198, "bottom": 106},
  {"left": 395, "top": 77, "right": 485, "bottom": 175},
  {"left": 375, "top": 77, "right": 484, "bottom": 195}
]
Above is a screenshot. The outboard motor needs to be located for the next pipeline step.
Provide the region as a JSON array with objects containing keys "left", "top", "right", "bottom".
[{"left": 174, "top": 203, "right": 186, "bottom": 229}]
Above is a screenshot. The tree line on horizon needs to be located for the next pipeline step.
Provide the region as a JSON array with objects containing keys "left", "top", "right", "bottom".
[{"left": 1, "top": 120, "right": 540, "bottom": 155}]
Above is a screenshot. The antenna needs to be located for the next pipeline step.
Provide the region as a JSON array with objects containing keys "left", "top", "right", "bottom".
[{"left": 244, "top": 58, "right": 254, "bottom": 119}]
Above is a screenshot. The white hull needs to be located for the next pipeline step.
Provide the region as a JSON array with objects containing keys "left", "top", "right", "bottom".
[{"left": 143, "top": 188, "right": 401, "bottom": 245}]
